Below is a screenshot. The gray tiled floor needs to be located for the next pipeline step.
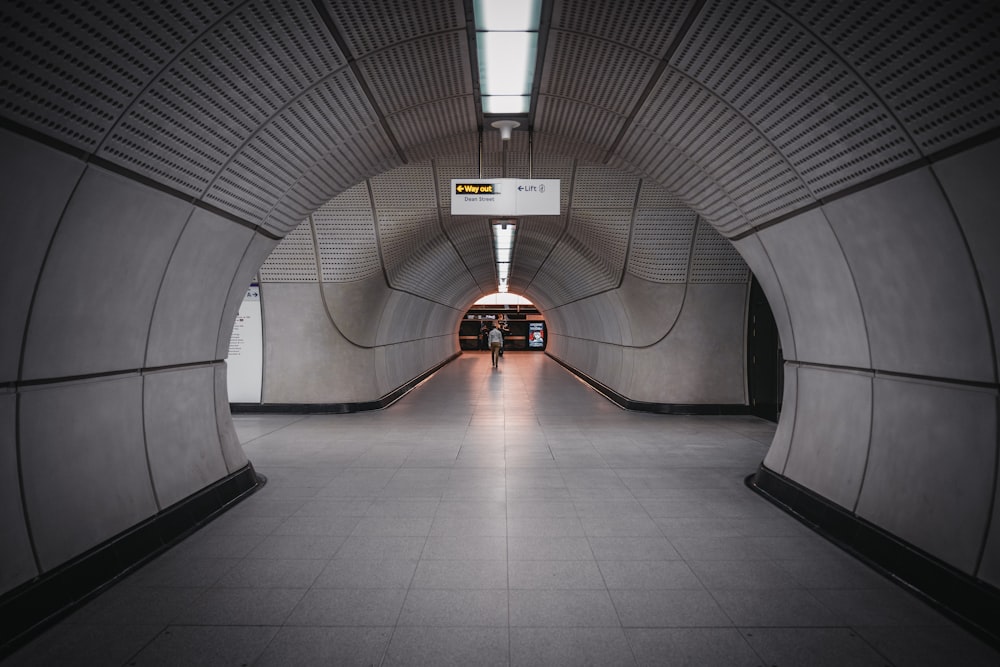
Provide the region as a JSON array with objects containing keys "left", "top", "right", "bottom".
[{"left": 6, "top": 352, "right": 999, "bottom": 666}]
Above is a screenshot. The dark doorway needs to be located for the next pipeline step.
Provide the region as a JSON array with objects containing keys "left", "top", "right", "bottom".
[{"left": 747, "top": 276, "right": 783, "bottom": 422}]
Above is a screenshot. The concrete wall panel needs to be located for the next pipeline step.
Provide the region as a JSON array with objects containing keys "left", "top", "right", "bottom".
[
  {"left": 617, "top": 274, "right": 685, "bottom": 347},
  {"left": 627, "top": 284, "right": 747, "bottom": 404},
  {"left": 147, "top": 210, "right": 254, "bottom": 367},
  {"left": 856, "top": 377, "right": 996, "bottom": 574},
  {"left": 322, "top": 275, "right": 393, "bottom": 347},
  {"left": 762, "top": 363, "right": 797, "bottom": 473},
  {"left": 932, "top": 136, "right": 1000, "bottom": 379},
  {"left": 0, "top": 129, "right": 85, "bottom": 383},
  {"left": 376, "top": 290, "right": 413, "bottom": 347},
  {"left": 144, "top": 366, "right": 229, "bottom": 509},
  {"left": 20, "top": 376, "right": 158, "bottom": 571},
  {"left": 22, "top": 167, "right": 190, "bottom": 379},
  {"left": 824, "top": 169, "right": 993, "bottom": 382},
  {"left": 261, "top": 283, "right": 379, "bottom": 402},
  {"left": 759, "top": 209, "right": 870, "bottom": 368},
  {"left": 0, "top": 391, "right": 37, "bottom": 594},
  {"left": 784, "top": 366, "right": 872, "bottom": 510},
  {"left": 214, "top": 364, "right": 248, "bottom": 473}
]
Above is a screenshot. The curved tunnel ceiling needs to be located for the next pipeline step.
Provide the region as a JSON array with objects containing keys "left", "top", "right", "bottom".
[
  {"left": 257, "top": 159, "right": 749, "bottom": 313},
  {"left": 3, "top": 0, "right": 996, "bottom": 247}
]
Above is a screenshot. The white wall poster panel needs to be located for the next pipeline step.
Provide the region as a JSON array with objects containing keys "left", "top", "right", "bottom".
[{"left": 226, "top": 284, "right": 262, "bottom": 403}]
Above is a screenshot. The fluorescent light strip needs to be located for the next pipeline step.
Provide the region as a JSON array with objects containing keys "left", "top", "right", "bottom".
[
  {"left": 479, "top": 32, "right": 536, "bottom": 96},
  {"left": 474, "top": 0, "right": 541, "bottom": 30},
  {"left": 474, "top": 0, "right": 540, "bottom": 116},
  {"left": 492, "top": 221, "right": 517, "bottom": 293}
]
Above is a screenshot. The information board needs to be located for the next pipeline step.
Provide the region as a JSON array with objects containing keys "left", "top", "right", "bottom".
[
  {"left": 226, "top": 284, "right": 262, "bottom": 403},
  {"left": 451, "top": 178, "right": 560, "bottom": 215}
]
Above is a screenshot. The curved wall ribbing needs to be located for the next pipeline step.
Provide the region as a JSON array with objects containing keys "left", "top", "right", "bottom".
[
  {"left": 0, "top": 127, "right": 275, "bottom": 594},
  {"left": 735, "top": 140, "right": 1000, "bottom": 584}
]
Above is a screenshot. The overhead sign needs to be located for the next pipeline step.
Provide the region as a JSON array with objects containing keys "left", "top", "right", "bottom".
[{"left": 451, "top": 178, "right": 559, "bottom": 215}]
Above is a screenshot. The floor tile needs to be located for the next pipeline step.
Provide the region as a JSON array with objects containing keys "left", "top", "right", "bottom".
[
  {"left": 508, "top": 559, "right": 606, "bottom": 589},
  {"left": 254, "top": 626, "right": 391, "bottom": 666},
  {"left": 313, "top": 558, "right": 418, "bottom": 589},
  {"left": 333, "top": 535, "right": 427, "bottom": 560},
  {"left": 173, "top": 588, "right": 305, "bottom": 625},
  {"left": 598, "top": 560, "right": 704, "bottom": 590},
  {"left": 215, "top": 558, "right": 325, "bottom": 588},
  {"left": 509, "top": 589, "right": 620, "bottom": 627},
  {"left": 384, "top": 627, "right": 508, "bottom": 666},
  {"left": 510, "top": 627, "right": 636, "bottom": 666},
  {"left": 587, "top": 537, "right": 680, "bottom": 561},
  {"left": 286, "top": 588, "right": 407, "bottom": 626},
  {"left": 411, "top": 559, "right": 509, "bottom": 589},
  {"left": 609, "top": 589, "right": 731, "bottom": 627},
  {"left": 247, "top": 534, "right": 346, "bottom": 560},
  {"left": 421, "top": 535, "right": 507, "bottom": 560},
  {"left": 687, "top": 559, "right": 801, "bottom": 591},
  {"left": 508, "top": 536, "right": 594, "bottom": 560},
  {"left": 740, "top": 627, "right": 890, "bottom": 667},
  {"left": 397, "top": 589, "right": 508, "bottom": 626},
  {"left": 626, "top": 628, "right": 762, "bottom": 667},
  {"left": 125, "top": 625, "right": 279, "bottom": 666},
  {"left": 710, "top": 589, "right": 840, "bottom": 627}
]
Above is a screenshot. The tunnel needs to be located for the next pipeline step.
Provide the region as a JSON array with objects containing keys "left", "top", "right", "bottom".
[{"left": 1, "top": 0, "right": 999, "bottom": 662}]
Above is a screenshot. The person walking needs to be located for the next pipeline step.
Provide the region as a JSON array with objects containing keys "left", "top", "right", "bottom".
[{"left": 488, "top": 324, "right": 504, "bottom": 367}]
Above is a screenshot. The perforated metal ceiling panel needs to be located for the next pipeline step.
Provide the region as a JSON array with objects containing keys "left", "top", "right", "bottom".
[
  {"left": 637, "top": 181, "right": 685, "bottom": 208},
  {"left": 673, "top": 2, "right": 918, "bottom": 197},
  {"left": 612, "top": 125, "right": 748, "bottom": 235},
  {"left": 258, "top": 222, "right": 318, "bottom": 282},
  {"left": 103, "top": 0, "right": 346, "bottom": 198},
  {"left": 358, "top": 31, "right": 472, "bottom": 115},
  {"left": 370, "top": 163, "right": 437, "bottom": 209},
  {"left": 408, "top": 133, "right": 479, "bottom": 165},
  {"left": 387, "top": 97, "right": 478, "bottom": 150},
  {"left": 541, "top": 31, "right": 658, "bottom": 116},
  {"left": 567, "top": 210, "right": 632, "bottom": 280},
  {"left": 534, "top": 98, "right": 626, "bottom": 149},
  {"left": 508, "top": 215, "right": 566, "bottom": 295},
  {"left": 313, "top": 208, "right": 381, "bottom": 283},
  {"left": 263, "top": 125, "right": 401, "bottom": 233},
  {"left": 0, "top": 0, "right": 232, "bottom": 152},
  {"left": 777, "top": 0, "right": 1000, "bottom": 153},
  {"left": 630, "top": 69, "right": 813, "bottom": 224},
  {"left": 529, "top": 236, "right": 618, "bottom": 306},
  {"left": 378, "top": 210, "right": 477, "bottom": 305},
  {"left": 321, "top": 182, "right": 371, "bottom": 209},
  {"left": 572, "top": 167, "right": 640, "bottom": 208},
  {"left": 443, "top": 216, "right": 497, "bottom": 293},
  {"left": 689, "top": 221, "right": 750, "bottom": 284},
  {"left": 627, "top": 210, "right": 698, "bottom": 284},
  {"left": 377, "top": 210, "right": 440, "bottom": 274},
  {"left": 322, "top": 0, "right": 465, "bottom": 57},
  {"left": 551, "top": 0, "right": 691, "bottom": 58}
]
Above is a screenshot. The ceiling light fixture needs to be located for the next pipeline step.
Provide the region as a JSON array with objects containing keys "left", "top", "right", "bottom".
[
  {"left": 474, "top": 0, "right": 541, "bottom": 116},
  {"left": 492, "top": 219, "right": 517, "bottom": 293}
]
